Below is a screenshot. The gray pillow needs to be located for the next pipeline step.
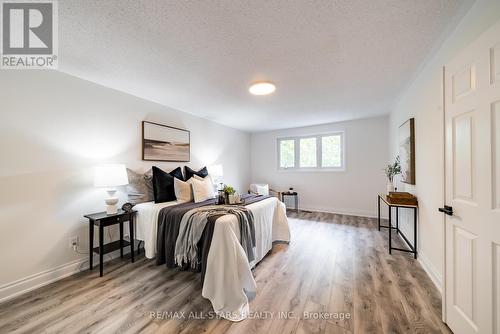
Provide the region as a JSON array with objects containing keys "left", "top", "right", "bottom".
[{"left": 126, "top": 169, "right": 154, "bottom": 204}]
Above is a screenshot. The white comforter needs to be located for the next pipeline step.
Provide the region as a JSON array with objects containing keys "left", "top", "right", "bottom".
[{"left": 133, "top": 197, "right": 290, "bottom": 321}]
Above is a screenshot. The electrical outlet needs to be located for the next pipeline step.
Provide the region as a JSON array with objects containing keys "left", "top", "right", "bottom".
[{"left": 69, "top": 236, "right": 78, "bottom": 250}]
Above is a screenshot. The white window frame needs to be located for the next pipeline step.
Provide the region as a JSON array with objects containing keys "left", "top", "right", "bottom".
[{"left": 277, "top": 132, "right": 346, "bottom": 171}]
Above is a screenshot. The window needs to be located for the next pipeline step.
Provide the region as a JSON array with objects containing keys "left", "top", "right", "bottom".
[
  {"left": 321, "top": 135, "right": 342, "bottom": 168},
  {"left": 279, "top": 139, "right": 295, "bottom": 168},
  {"left": 299, "top": 137, "right": 316, "bottom": 167},
  {"left": 278, "top": 132, "right": 345, "bottom": 170}
]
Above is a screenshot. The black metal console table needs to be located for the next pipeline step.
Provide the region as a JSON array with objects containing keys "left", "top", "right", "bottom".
[{"left": 377, "top": 194, "right": 418, "bottom": 259}]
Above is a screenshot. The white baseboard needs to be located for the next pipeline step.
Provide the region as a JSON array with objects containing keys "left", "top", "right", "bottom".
[
  {"left": 0, "top": 248, "right": 131, "bottom": 304},
  {"left": 296, "top": 205, "right": 388, "bottom": 219},
  {"left": 417, "top": 250, "right": 443, "bottom": 295},
  {"left": 0, "top": 258, "right": 87, "bottom": 304}
]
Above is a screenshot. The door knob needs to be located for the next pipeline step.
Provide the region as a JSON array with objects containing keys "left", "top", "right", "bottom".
[{"left": 438, "top": 205, "right": 453, "bottom": 216}]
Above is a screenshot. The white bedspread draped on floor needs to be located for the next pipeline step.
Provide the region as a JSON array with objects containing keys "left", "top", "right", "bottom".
[{"left": 133, "top": 197, "right": 290, "bottom": 321}]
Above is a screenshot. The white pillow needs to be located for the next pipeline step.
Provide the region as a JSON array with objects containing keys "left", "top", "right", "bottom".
[
  {"left": 190, "top": 176, "right": 215, "bottom": 203},
  {"left": 193, "top": 174, "right": 218, "bottom": 193},
  {"left": 174, "top": 178, "right": 193, "bottom": 203},
  {"left": 255, "top": 184, "right": 269, "bottom": 196}
]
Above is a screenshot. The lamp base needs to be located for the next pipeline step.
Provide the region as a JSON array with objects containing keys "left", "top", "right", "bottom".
[
  {"left": 105, "top": 189, "right": 119, "bottom": 215},
  {"left": 106, "top": 203, "right": 118, "bottom": 215}
]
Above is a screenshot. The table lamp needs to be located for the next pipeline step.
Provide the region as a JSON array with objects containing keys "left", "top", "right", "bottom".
[
  {"left": 208, "top": 164, "right": 223, "bottom": 181},
  {"left": 94, "top": 164, "right": 129, "bottom": 214},
  {"left": 208, "top": 164, "right": 224, "bottom": 189}
]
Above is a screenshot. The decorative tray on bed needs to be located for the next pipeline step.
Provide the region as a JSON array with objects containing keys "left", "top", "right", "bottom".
[
  {"left": 216, "top": 198, "right": 246, "bottom": 205},
  {"left": 225, "top": 199, "right": 246, "bottom": 205}
]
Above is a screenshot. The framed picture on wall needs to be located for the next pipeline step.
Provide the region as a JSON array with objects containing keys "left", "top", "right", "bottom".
[
  {"left": 399, "top": 118, "right": 415, "bottom": 184},
  {"left": 142, "top": 121, "right": 190, "bottom": 162}
]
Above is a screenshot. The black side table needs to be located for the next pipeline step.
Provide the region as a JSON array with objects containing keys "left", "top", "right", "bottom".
[
  {"left": 281, "top": 191, "right": 299, "bottom": 212},
  {"left": 84, "top": 209, "right": 137, "bottom": 276}
]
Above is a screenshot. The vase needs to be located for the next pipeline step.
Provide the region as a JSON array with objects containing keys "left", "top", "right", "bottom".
[
  {"left": 387, "top": 180, "right": 395, "bottom": 194},
  {"left": 228, "top": 194, "right": 236, "bottom": 204}
]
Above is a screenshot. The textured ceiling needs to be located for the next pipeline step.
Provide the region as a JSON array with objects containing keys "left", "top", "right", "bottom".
[{"left": 59, "top": 0, "right": 471, "bottom": 132}]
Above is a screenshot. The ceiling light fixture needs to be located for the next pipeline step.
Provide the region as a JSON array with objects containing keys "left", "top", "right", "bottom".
[{"left": 249, "top": 82, "right": 276, "bottom": 95}]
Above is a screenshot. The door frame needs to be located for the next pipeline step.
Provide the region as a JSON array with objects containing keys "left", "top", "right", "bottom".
[{"left": 441, "top": 65, "right": 448, "bottom": 324}]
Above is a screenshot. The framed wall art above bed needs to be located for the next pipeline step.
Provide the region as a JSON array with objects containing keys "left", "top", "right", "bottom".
[{"left": 142, "top": 121, "right": 190, "bottom": 162}]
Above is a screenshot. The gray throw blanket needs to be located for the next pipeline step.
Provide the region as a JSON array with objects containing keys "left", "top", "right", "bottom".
[
  {"left": 174, "top": 205, "right": 256, "bottom": 269},
  {"left": 156, "top": 199, "right": 217, "bottom": 267}
]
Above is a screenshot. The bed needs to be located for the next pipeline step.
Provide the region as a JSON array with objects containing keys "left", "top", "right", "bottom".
[{"left": 133, "top": 196, "right": 290, "bottom": 321}]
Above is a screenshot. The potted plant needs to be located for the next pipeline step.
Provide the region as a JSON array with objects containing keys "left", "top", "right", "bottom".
[
  {"left": 384, "top": 156, "right": 401, "bottom": 193},
  {"left": 223, "top": 185, "right": 236, "bottom": 204}
]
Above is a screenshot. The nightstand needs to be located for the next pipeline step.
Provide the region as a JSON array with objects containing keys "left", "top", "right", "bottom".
[
  {"left": 281, "top": 191, "right": 299, "bottom": 212},
  {"left": 84, "top": 209, "right": 137, "bottom": 277}
]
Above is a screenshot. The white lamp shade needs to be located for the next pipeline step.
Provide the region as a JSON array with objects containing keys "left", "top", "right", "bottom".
[
  {"left": 208, "top": 164, "right": 223, "bottom": 178},
  {"left": 94, "top": 164, "right": 129, "bottom": 187}
]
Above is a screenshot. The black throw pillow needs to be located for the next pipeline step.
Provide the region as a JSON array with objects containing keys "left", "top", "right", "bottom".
[
  {"left": 152, "top": 166, "right": 184, "bottom": 203},
  {"left": 184, "top": 166, "right": 208, "bottom": 180},
  {"left": 169, "top": 166, "right": 185, "bottom": 181}
]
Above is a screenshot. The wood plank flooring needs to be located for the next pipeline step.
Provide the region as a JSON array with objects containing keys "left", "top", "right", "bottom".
[{"left": 0, "top": 211, "right": 451, "bottom": 334}]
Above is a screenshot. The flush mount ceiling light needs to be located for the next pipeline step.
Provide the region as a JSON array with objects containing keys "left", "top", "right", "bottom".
[{"left": 249, "top": 82, "right": 276, "bottom": 95}]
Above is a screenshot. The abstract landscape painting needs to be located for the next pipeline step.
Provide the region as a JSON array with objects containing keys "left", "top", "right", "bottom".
[
  {"left": 142, "top": 121, "right": 190, "bottom": 162},
  {"left": 399, "top": 118, "right": 415, "bottom": 184}
]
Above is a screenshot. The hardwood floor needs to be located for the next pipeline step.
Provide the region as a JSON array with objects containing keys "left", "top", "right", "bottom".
[{"left": 0, "top": 211, "right": 451, "bottom": 334}]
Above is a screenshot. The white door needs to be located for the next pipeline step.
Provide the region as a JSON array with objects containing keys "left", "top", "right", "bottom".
[{"left": 444, "top": 19, "right": 500, "bottom": 334}]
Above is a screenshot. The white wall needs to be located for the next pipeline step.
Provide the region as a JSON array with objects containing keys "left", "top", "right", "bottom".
[
  {"left": 251, "top": 117, "right": 388, "bottom": 217},
  {"left": 388, "top": 0, "right": 500, "bottom": 292},
  {"left": 0, "top": 70, "right": 250, "bottom": 299}
]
